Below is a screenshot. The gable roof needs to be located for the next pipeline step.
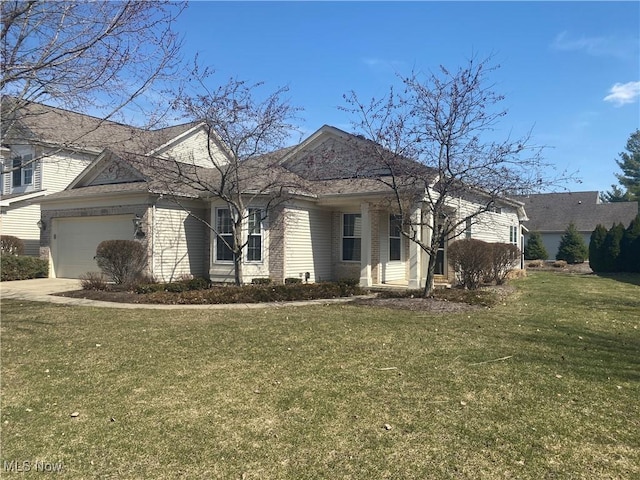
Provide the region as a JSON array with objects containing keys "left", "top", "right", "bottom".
[
  {"left": 516, "top": 191, "right": 639, "bottom": 232},
  {"left": 1, "top": 97, "right": 197, "bottom": 156},
  {"left": 279, "top": 125, "right": 438, "bottom": 183}
]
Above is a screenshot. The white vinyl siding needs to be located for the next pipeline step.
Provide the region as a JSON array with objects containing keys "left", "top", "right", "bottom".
[
  {"left": 455, "top": 199, "right": 519, "bottom": 245},
  {"left": 285, "top": 207, "right": 332, "bottom": 283},
  {"left": 156, "top": 128, "right": 228, "bottom": 169},
  {"left": 152, "top": 206, "right": 207, "bottom": 282},
  {"left": 41, "top": 150, "right": 94, "bottom": 192},
  {"left": 0, "top": 203, "right": 41, "bottom": 255}
]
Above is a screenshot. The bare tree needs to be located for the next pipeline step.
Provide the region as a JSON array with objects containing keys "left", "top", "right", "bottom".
[
  {"left": 2, "top": 1, "right": 185, "bottom": 119},
  {"left": 343, "top": 57, "right": 568, "bottom": 296},
  {"left": 151, "top": 68, "right": 303, "bottom": 285},
  {"left": 1, "top": 1, "right": 185, "bottom": 172}
]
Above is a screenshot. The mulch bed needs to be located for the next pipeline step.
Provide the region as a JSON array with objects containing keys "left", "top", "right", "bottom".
[{"left": 58, "top": 284, "right": 517, "bottom": 313}]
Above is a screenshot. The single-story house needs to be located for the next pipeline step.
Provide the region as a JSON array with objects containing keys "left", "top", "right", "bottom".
[
  {"left": 515, "top": 191, "right": 639, "bottom": 258},
  {"left": 36, "top": 120, "right": 528, "bottom": 288}
]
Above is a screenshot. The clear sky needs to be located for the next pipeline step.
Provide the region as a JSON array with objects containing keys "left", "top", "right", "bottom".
[{"left": 172, "top": 1, "right": 640, "bottom": 194}]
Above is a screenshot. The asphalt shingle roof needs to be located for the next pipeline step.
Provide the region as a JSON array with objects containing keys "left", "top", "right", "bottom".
[
  {"left": 515, "top": 191, "right": 638, "bottom": 232},
  {"left": 2, "top": 97, "right": 196, "bottom": 155}
]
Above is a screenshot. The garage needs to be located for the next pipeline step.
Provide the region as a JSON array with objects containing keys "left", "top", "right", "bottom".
[{"left": 52, "top": 215, "right": 134, "bottom": 278}]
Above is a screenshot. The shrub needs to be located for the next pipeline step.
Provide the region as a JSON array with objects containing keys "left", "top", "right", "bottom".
[
  {"left": 95, "top": 239, "right": 147, "bottom": 285},
  {"left": 448, "top": 239, "right": 492, "bottom": 289},
  {"left": 285, "top": 277, "right": 302, "bottom": 284},
  {"left": 552, "top": 260, "right": 567, "bottom": 268},
  {"left": 142, "top": 281, "right": 365, "bottom": 305},
  {"left": 620, "top": 214, "right": 640, "bottom": 273},
  {"left": 527, "top": 260, "right": 544, "bottom": 268},
  {"left": 80, "top": 272, "right": 108, "bottom": 290},
  {"left": 0, "top": 255, "right": 48, "bottom": 281},
  {"left": 0, "top": 235, "right": 25, "bottom": 256},
  {"left": 556, "top": 223, "right": 588, "bottom": 264},
  {"left": 252, "top": 278, "right": 272, "bottom": 285},
  {"left": 589, "top": 224, "right": 608, "bottom": 273},
  {"left": 487, "top": 243, "right": 520, "bottom": 285},
  {"left": 601, "top": 223, "right": 625, "bottom": 272},
  {"left": 524, "top": 231, "right": 548, "bottom": 260}
]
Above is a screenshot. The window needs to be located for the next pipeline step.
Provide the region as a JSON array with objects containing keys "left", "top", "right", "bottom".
[
  {"left": 216, "top": 208, "right": 234, "bottom": 261},
  {"left": 509, "top": 225, "right": 519, "bottom": 244},
  {"left": 342, "top": 213, "right": 361, "bottom": 261},
  {"left": 465, "top": 218, "right": 472, "bottom": 239},
  {"left": 389, "top": 215, "right": 402, "bottom": 261},
  {"left": 11, "top": 155, "right": 33, "bottom": 187},
  {"left": 247, "top": 208, "right": 262, "bottom": 262}
]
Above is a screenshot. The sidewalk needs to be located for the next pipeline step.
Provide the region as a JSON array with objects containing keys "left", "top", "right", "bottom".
[{"left": 0, "top": 278, "right": 365, "bottom": 310}]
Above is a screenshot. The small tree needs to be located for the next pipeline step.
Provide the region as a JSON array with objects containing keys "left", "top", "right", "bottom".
[
  {"left": 95, "top": 240, "right": 147, "bottom": 285},
  {"left": 524, "top": 231, "right": 548, "bottom": 260},
  {"left": 601, "top": 223, "right": 625, "bottom": 272},
  {"left": 342, "top": 56, "right": 565, "bottom": 296},
  {"left": 156, "top": 67, "right": 303, "bottom": 285},
  {"left": 589, "top": 224, "right": 608, "bottom": 273},
  {"left": 620, "top": 215, "right": 640, "bottom": 272},
  {"left": 556, "top": 223, "right": 588, "bottom": 264}
]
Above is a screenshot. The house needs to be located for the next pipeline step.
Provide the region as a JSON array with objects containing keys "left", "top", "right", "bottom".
[
  {"left": 35, "top": 112, "right": 528, "bottom": 287},
  {"left": 0, "top": 98, "right": 202, "bottom": 255},
  {"left": 515, "top": 191, "right": 639, "bottom": 258}
]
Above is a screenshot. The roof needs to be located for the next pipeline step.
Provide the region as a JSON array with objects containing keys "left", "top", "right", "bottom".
[
  {"left": 515, "top": 191, "right": 639, "bottom": 232},
  {"left": 1, "top": 97, "right": 197, "bottom": 155}
]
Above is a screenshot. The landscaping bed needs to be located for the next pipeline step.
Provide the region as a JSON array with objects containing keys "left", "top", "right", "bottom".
[{"left": 57, "top": 280, "right": 514, "bottom": 312}]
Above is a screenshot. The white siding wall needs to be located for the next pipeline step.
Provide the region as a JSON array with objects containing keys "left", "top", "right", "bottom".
[
  {"left": 0, "top": 203, "right": 41, "bottom": 255},
  {"left": 152, "top": 205, "right": 208, "bottom": 282},
  {"left": 284, "top": 206, "right": 332, "bottom": 282},
  {"left": 0, "top": 147, "right": 94, "bottom": 256},
  {"left": 455, "top": 198, "right": 520, "bottom": 245},
  {"left": 157, "top": 128, "right": 228, "bottom": 169},
  {"left": 41, "top": 149, "right": 94, "bottom": 193}
]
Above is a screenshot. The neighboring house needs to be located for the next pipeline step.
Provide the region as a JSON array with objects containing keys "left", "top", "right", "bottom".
[
  {"left": 37, "top": 119, "right": 528, "bottom": 287},
  {"left": 0, "top": 98, "right": 200, "bottom": 255},
  {"left": 515, "top": 191, "right": 639, "bottom": 259}
]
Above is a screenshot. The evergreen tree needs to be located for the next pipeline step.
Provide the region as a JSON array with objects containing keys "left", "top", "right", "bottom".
[
  {"left": 601, "top": 223, "right": 626, "bottom": 272},
  {"left": 599, "top": 185, "right": 632, "bottom": 203},
  {"left": 589, "top": 224, "right": 608, "bottom": 272},
  {"left": 620, "top": 214, "right": 640, "bottom": 273},
  {"left": 607, "top": 130, "right": 640, "bottom": 202},
  {"left": 525, "top": 231, "right": 548, "bottom": 260},
  {"left": 556, "top": 223, "right": 589, "bottom": 264}
]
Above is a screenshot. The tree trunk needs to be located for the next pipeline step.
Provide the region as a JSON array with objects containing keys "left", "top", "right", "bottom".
[
  {"left": 233, "top": 223, "right": 243, "bottom": 285},
  {"left": 234, "top": 254, "right": 243, "bottom": 286},
  {"left": 422, "top": 251, "right": 437, "bottom": 297}
]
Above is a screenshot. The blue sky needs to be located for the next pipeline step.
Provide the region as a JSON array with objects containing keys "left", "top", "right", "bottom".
[{"left": 172, "top": 1, "right": 639, "bottom": 194}]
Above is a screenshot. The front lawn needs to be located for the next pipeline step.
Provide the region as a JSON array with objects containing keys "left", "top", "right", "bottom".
[{"left": 1, "top": 271, "right": 638, "bottom": 478}]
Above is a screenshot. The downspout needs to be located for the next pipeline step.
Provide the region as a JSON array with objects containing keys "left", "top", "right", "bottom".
[{"left": 150, "top": 200, "right": 157, "bottom": 279}]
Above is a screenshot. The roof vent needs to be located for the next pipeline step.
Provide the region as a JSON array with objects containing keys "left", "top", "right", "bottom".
[{"left": 578, "top": 201, "right": 582, "bottom": 204}]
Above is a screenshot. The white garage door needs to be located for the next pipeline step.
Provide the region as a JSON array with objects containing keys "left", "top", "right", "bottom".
[{"left": 53, "top": 215, "right": 134, "bottom": 278}]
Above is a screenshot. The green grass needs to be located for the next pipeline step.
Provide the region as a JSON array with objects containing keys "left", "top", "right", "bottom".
[{"left": 1, "top": 271, "right": 639, "bottom": 479}]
